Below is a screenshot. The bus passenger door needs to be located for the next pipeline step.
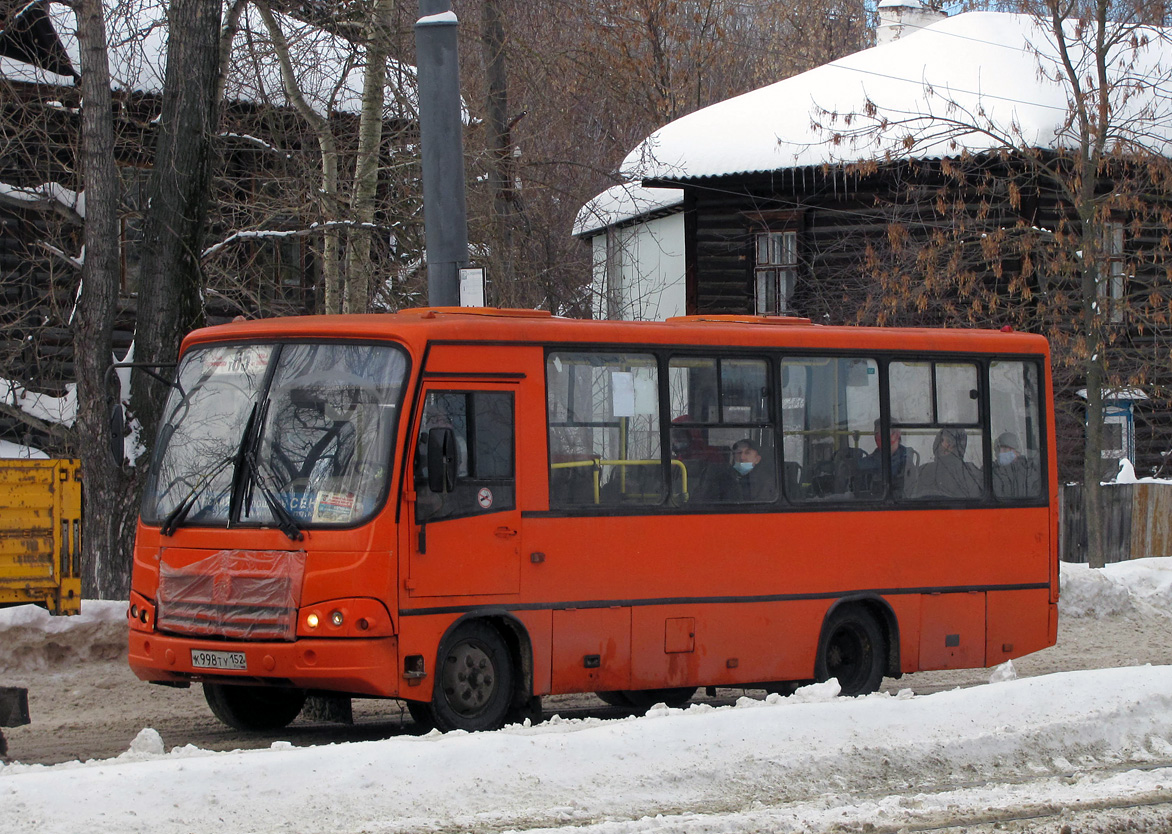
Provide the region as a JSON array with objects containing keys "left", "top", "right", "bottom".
[{"left": 406, "top": 385, "right": 521, "bottom": 597}]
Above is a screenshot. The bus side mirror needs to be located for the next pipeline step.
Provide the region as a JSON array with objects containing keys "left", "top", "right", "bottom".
[{"left": 427, "top": 427, "right": 458, "bottom": 494}]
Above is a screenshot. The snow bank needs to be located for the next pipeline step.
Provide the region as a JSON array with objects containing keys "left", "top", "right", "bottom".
[
  {"left": 1059, "top": 557, "right": 1172, "bottom": 619},
  {"left": 0, "top": 601, "right": 126, "bottom": 673},
  {"left": 3, "top": 666, "right": 1172, "bottom": 834}
]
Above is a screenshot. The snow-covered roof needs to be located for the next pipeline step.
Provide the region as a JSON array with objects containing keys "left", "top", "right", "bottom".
[
  {"left": 572, "top": 183, "right": 684, "bottom": 237},
  {"left": 1, "top": 1, "right": 421, "bottom": 119},
  {"left": 621, "top": 11, "right": 1172, "bottom": 183}
]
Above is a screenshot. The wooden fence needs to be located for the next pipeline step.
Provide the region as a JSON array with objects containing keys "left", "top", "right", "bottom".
[{"left": 1060, "top": 483, "right": 1172, "bottom": 563}]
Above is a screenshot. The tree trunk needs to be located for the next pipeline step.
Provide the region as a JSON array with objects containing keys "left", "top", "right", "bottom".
[
  {"left": 481, "top": 0, "right": 516, "bottom": 298},
  {"left": 344, "top": 0, "right": 396, "bottom": 314},
  {"left": 1081, "top": 217, "right": 1108, "bottom": 568},
  {"left": 74, "top": 0, "right": 140, "bottom": 598},
  {"left": 256, "top": 1, "right": 341, "bottom": 314},
  {"left": 131, "top": 0, "right": 223, "bottom": 446}
]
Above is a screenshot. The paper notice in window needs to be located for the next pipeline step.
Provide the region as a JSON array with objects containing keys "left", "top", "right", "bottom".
[
  {"left": 312, "top": 491, "right": 357, "bottom": 524},
  {"left": 635, "top": 377, "right": 658, "bottom": 416},
  {"left": 612, "top": 372, "right": 635, "bottom": 417}
]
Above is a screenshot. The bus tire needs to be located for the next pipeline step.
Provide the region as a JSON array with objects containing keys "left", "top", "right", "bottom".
[
  {"left": 595, "top": 691, "right": 633, "bottom": 707},
  {"left": 431, "top": 621, "right": 514, "bottom": 732},
  {"left": 815, "top": 608, "right": 885, "bottom": 696},
  {"left": 621, "top": 687, "right": 697, "bottom": 710},
  {"left": 404, "top": 699, "right": 436, "bottom": 731},
  {"left": 202, "top": 682, "right": 307, "bottom": 731}
]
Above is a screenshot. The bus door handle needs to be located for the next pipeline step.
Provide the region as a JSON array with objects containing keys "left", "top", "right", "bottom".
[{"left": 494, "top": 526, "right": 518, "bottom": 539}]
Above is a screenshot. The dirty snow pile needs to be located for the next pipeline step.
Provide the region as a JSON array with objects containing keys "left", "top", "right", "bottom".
[{"left": 2, "top": 560, "right": 1172, "bottom": 834}]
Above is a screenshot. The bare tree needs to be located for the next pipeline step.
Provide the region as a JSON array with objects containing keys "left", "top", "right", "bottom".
[
  {"left": 130, "top": 0, "right": 224, "bottom": 447},
  {"left": 73, "top": 0, "right": 139, "bottom": 598},
  {"left": 456, "top": 0, "right": 867, "bottom": 312}
]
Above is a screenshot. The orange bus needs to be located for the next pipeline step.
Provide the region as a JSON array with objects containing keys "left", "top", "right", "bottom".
[{"left": 127, "top": 309, "right": 1058, "bottom": 732}]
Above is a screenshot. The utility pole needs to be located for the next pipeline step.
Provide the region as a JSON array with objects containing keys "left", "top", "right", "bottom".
[{"left": 415, "top": 0, "right": 468, "bottom": 307}]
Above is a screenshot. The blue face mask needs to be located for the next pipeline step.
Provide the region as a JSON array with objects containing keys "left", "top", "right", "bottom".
[
  {"left": 998, "top": 451, "right": 1017, "bottom": 466},
  {"left": 734, "top": 460, "right": 755, "bottom": 475}
]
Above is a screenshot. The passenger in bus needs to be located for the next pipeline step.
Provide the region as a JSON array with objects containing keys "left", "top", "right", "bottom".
[
  {"left": 704, "top": 439, "right": 776, "bottom": 502},
  {"left": 993, "top": 432, "right": 1040, "bottom": 498},
  {"left": 910, "top": 427, "right": 982, "bottom": 499},
  {"left": 857, "top": 421, "right": 915, "bottom": 496}
]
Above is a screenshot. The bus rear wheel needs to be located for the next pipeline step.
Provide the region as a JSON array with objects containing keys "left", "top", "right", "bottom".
[
  {"left": 202, "top": 682, "right": 307, "bottom": 731},
  {"left": 815, "top": 608, "right": 885, "bottom": 696},
  {"left": 430, "top": 621, "right": 515, "bottom": 732}
]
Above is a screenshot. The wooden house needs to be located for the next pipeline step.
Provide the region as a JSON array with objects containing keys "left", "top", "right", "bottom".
[
  {"left": 0, "top": 0, "right": 422, "bottom": 454},
  {"left": 583, "top": 9, "right": 1172, "bottom": 479}
]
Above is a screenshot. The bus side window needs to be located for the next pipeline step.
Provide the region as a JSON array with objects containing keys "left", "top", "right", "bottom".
[
  {"left": 669, "top": 356, "right": 775, "bottom": 506},
  {"left": 781, "top": 357, "right": 880, "bottom": 502},
  {"left": 892, "top": 361, "right": 986, "bottom": 502},
  {"left": 547, "top": 352, "right": 663, "bottom": 508},
  {"left": 416, "top": 391, "right": 515, "bottom": 522},
  {"left": 990, "top": 361, "right": 1043, "bottom": 500}
]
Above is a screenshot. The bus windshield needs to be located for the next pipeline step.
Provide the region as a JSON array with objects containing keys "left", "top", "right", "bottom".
[{"left": 142, "top": 342, "right": 408, "bottom": 530}]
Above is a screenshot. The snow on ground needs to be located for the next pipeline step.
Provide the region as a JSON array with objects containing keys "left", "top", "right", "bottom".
[{"left": 3, "top": 561, "right": 1172, "bottom": 833}]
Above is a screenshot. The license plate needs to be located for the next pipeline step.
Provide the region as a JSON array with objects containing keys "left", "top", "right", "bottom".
[{"left": 191, "top": 649, "right": 247, "bottom": 671}]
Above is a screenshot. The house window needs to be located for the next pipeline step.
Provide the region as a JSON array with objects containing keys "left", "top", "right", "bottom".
[
  {"left": 1100, "top": 221, "right": 1124, "bottom": 323},
  {"left": 755, "top": 230, "right": 797, "bottom": 314}
]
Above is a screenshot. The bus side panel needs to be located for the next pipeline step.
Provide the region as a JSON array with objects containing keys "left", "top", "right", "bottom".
[
  {"left": 629, "top": 600, "right": 825, "bottom": 689},
  {"left": 986, "top": 588, "right": 1054, "bottom": 666},
  {"left": 919, "top": 592, "right": 986, "bottom": 670},
  {"left": 550, "top": 607, "right": 631, "bottom": 694}
]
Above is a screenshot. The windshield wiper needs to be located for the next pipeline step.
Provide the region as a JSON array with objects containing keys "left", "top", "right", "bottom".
[
  {"left": 160, "top": 455, "right": 234, "bottom": 536},
  {"left": 162, "top": 400, "right": 264, "bottom": 537},
  {"left": 241, "top": 449, "right": 305, "bottom": 542},
  {"left": 232, "top": 399, "right": 304, "bottom": 542}
]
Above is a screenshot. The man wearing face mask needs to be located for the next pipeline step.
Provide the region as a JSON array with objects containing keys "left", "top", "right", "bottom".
[
  {"left": 706, "top": 438, "right": 776, "bottom": 502},
  {"left": 992, "top": 432, "right": 1040, "bottom": 498}
]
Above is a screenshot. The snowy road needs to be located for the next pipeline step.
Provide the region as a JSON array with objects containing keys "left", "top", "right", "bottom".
[{"left": 2, "top": 559, "right": 1172, "bottom": 833}]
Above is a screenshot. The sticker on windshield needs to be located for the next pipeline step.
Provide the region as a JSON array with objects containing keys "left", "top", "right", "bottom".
[
  {"left": 477, "top": 488, "right": 493, "bottom": 509},
  {"left": 313, "top": 491, "right": 357, "bottom": 524}
]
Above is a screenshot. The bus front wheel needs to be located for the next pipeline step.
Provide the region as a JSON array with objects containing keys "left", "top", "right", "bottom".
[
  {"left": 203, "top": 682, "right": 307, "bottom": 731},
  {"left": 815, "top": 608, "right": 885, "bottom": 696},
  {"left": 429, "top": 621, "right": 515, "bottom": 732}
]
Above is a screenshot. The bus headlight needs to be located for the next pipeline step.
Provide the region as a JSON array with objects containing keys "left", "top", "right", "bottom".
[{"left": 296, "top": 599, "right": 394, "bottom": 638}]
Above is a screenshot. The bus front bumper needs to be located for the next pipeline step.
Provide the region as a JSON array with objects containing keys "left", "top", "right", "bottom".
[{"left": 128, "top": 631, "right": 400, "bottom": 698}]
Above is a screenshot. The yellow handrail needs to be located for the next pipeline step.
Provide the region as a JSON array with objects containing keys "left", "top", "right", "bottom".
[{"left": 551, "top": 458, "right": 688, "bottom": 503}]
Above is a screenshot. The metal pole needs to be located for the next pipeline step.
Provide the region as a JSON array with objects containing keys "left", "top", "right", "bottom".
[{"left": 415, "top": 0, "right": 468, "bottom": 307}]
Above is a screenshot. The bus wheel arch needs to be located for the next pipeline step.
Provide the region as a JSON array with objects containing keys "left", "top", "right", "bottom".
[
  {"left": 420, "top": 611, "right": 534, "bottom": 732},
  {"left": 815, "top": 597, "right": 898, "bottom": 696}
]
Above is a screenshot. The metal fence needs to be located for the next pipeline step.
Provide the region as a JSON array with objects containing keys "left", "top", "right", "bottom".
[{"left": 1060, "top": 483, "right": 1172, "bottom": 563}]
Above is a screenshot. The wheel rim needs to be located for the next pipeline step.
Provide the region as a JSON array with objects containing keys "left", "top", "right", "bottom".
[
  {"left": 441, "top": 639, "right": 497, "bottom": 717},
  {"left": 826, "top": 624, "right": 870, "bottom": 692}
]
